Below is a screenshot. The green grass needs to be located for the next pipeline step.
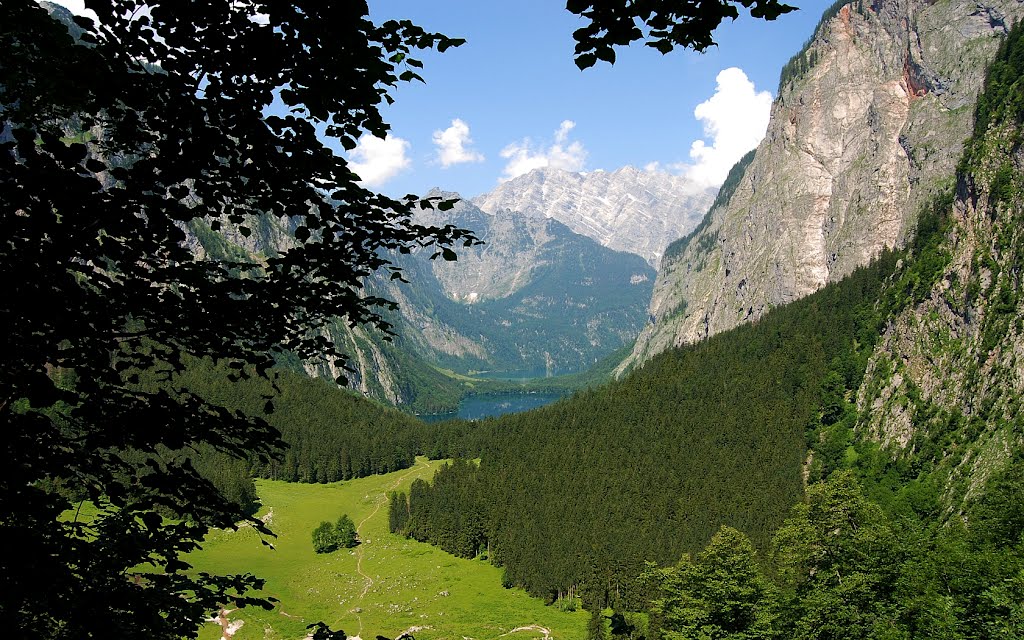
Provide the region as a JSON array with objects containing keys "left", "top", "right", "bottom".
[{"left": 189, "top": 458, "right": 588, "bottom": 640}]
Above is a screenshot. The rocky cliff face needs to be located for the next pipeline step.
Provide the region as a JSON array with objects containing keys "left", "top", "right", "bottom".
[
  {"left": 472, "top": 166, "right": 716, "bottom": 266},
  {"left": 412, "top": 195, "right": 572, "bottom": 304},
  {"left": 856, "top": 25, "right": 1024, "bottom": 505},
  {"left": 621, "top": 0, "right": 1024, "bottom": 374}
]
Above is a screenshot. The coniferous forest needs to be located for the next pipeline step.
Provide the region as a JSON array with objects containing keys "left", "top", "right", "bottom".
[
  {"left": 391, "top": 252, "right": 897, "bottom": 606},
  {"left": 175, "top": 361, "right": 424, "bottom": 483}
]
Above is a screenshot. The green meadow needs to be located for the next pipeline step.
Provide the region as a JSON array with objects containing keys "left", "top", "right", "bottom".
[{"left": 189, "top": 458, "right": 587, "bottom": 640}]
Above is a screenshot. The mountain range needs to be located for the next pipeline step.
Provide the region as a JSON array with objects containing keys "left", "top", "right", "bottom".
[
  {"left": 473, "top": 165, "right": 716, "bottom": 267},
  {"left": 188, "top": 192, "right": 657, "bottom": 413},
  {"left": 369, "top": 197, "right": 655, "bottom": 379}
]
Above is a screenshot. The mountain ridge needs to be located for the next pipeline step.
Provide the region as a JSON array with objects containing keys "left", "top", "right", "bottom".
[{"left": 376, "top": 198, "right": 655, "bottom": 377}]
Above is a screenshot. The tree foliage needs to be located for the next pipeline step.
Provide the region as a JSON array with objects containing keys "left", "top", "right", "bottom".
[
  {"left": 390, "top": 459, "right": 488, "bottom": 560},
  {"left": 1, "top": 1, "right": 472, "bottom": 637},
  {"left": 174, "top": 361, "right": 425, "bottom": 483},
  {"left": 311, "top": 514, "right": 357, "bottom": 554},
  {"left": 771, "top": 472, "right": 901, "bottom": 640},
  {"left": 639, "top": 472, "right": 1024, "bottom": 640},
  {"left": 336, "top": 514, "right": 358, "bottom": 549},
  {"left": 312, "top": 521, "right": 338, "bottom": 555},
  {"left": 567, "top": 0, "right": 796, "bottom": 69},
  {"left": 644, "top": 526, "right": 777, "bottom": 640}
]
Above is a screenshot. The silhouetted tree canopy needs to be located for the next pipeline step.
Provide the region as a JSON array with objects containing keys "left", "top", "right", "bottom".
[
  {"left": 1, "top": 1, "right": 472, "bottom": 637},
  {"left": 567, "top": 0, "right": 796, "bottom": 68}
]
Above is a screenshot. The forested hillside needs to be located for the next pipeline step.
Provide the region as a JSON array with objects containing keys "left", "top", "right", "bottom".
[
  {"left": 391, "top": 21, "right": 1024, "bottom": 637},
  {"left": 174, "top": 360, "right": 426, "bottom": 483},
  {"left": 633, "top": 467, "right": 1024, "bottom": 640},
  {"left": 392, "top": 251, "right": 897, "bottom": 604},
  {"left": 86, "top": 358, "right": 431, "bottom": 520}
]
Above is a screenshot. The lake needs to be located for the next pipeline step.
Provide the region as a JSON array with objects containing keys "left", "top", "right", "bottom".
[{"left": 420, "top": 391, "right": 564, "bottom": 422}]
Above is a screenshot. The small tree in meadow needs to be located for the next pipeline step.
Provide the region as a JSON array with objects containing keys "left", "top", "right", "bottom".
[
  {"left": 312, "top": 521, "right": 338, "bottom": 554},
  {"left": 312, "top": 515, "right": 358, "bottom": 554},
  {"left": 336, "top": 515, "right": 358, "bottom": 549}
]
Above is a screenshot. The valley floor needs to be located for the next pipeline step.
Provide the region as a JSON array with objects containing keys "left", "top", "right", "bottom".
[{"left": 189, "top": 458, "right": 587, "bottom": 640}]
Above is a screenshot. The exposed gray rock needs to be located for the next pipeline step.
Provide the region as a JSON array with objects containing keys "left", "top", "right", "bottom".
[
  {"left": 473, "top": 166, "right": 716, "bottom": 267},
  {"left": 413, "top": 196, "right": 561, "bottom": 303},
  {"left": 857, "top": 110, "right": 1024, "bottom": 507},
  {"left": 620, "top": 0, "right": 1024, "bottom": 375}
]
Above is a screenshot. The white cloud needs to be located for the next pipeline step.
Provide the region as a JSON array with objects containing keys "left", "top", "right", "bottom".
[
  {"left": 433, "top": 118, "right": 484, "bottom": 167},
  {"left": 553, "top": 120, "right": 574, "bottom": 144},
  {"left": 500, "top": 119, "right": 587, "bottom": 181},
  {"left": 230, "top": 1, "right": 269, "bottom": 24},
  {"left": 348, "top": 135, "right": 411, "bottom": 187},
  {"left": 678, "top": 68, "right": 772, "bottom": 189}
]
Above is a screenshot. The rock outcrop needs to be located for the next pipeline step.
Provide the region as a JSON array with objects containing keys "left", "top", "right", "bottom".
[{"left": 620, "top": 0, "right": 1024, "bottom": 374}]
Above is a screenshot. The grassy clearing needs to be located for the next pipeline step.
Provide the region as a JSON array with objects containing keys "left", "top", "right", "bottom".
[{"left": 189, "top": 458, "right": 587, "bottom": 640}]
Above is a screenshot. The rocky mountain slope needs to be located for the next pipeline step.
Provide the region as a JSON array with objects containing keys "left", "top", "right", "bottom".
[
  {"left": 854, "top": 24, "right": 1024, "bottom": 503},
  {"left": 473, "top": 166, "right": 716, "bottom": 266},
  {"left": 621, "top": 0, "right": 1024, "bottom": 374},
  {"left": 373, "top": 197, "right": 655, "bottom": 377},
  {"left": 189, "top": 197, "right": 654, "bottom": 412}
]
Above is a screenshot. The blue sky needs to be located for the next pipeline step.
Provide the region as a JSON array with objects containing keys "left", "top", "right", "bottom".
[
  {"left": 361, "top": 0, "right": 829, "bottom": 198},
  {"left": 50, "top": 0, "right": 830, "bottom": 198}
]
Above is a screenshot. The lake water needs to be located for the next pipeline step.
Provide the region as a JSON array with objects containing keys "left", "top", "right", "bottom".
[{"left": 420, "top": 391, "right": 564, "bottom": 422}]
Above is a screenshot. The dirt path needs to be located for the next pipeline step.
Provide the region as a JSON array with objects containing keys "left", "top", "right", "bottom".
[
  {"left": 206, "top": 608, "right": 244, "bottom": 640},
  {"left": 349, "top": 458, "right": 432, "bottom": 639},
  {"left": 336, "top": 459, "right": 554, "bottom": 640},
  {"left": 498, "top": 625, "right": 552, "bottom": 640}
]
